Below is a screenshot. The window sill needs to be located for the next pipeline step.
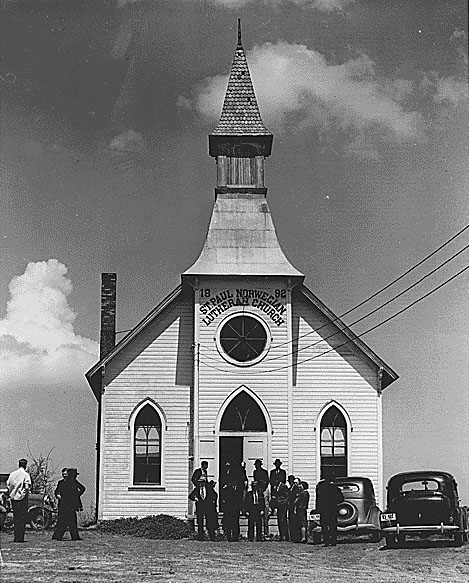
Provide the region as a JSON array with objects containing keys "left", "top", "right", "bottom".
[{"left": 128, "top": 486, "right": 165, "bottom": 491}]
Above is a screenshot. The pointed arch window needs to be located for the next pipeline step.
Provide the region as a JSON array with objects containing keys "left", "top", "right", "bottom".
[
  {"left": 320, "top": 405, "right": 347, "bottom": 480},
  {"left": 220, "top": 391, "right": 267, "bottom": 432},
  {"left": 133, "top": 404, "right": 162, "bottom": 485}
]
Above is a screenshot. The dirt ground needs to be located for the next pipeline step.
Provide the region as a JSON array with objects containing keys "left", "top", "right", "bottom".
[{"left": 0, "top": 530, "right": 468, "bottom": 583}]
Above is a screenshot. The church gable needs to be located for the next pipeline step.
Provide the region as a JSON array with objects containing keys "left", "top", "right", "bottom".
[
  {"left": 295, "top": 286, "right": 397, "bottom": 391},
  {"left": 104, "top": 284, "right": 194, "bottom": 389}
]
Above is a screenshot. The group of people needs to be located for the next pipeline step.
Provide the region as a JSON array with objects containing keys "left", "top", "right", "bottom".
[
  {"left": 190, "top": 458, "right": 344, "bottom": 545},
  {"left": 1, "top": 459, "right": 86, "bottom": 543}
]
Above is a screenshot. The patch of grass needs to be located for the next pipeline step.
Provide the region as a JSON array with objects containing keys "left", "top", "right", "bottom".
[{"left": 97, "top": 514, "right": 192, "bottom": 539}]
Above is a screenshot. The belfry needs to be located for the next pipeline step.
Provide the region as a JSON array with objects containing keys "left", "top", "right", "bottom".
[{"left": 86, "top": 23, "right": 397, "bottom": 521}]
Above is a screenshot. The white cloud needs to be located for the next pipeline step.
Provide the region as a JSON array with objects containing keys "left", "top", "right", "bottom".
[
  {"left": 434, "top": 76, "right": 469, "bottom": 106},
  {"left": 182, "top": 41, "right": 421, "bottom": 141},
  {"left": 109, "top": 129, "right": 146, "bottom": 152},
  {"left": 0, "top": 260, "right": 98, "bottom": 390}
]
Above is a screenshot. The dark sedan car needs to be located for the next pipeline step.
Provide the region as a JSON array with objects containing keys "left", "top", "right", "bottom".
[
  {"left": 381, "top": 471, "right": 469, "bottom": 547},
  {"left": 309, "top": 477, "right": 382, "bottom": 543}
]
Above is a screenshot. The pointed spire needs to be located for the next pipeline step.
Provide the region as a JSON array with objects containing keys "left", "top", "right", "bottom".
[{"left": 211, "top": 23, "right": 271, "bottom": 137}]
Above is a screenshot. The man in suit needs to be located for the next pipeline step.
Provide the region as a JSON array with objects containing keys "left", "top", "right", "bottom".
[
  {"left": 193, "top": 478, "right": 218, "bottom": 541},
  {"left": 253, "top": 459, "right": 270, "bottom": 539},
  {"left": 287, "top": 476, "right": 300, "bottom": 542},
  {"left": 275, "top": 481, "right": 290, "bottom": 541},
  {"left": 191, "top": 460, "right": 209, "bottom": 487},
  {"left": 245, "top": 481, "right": 265, "bottom": 542},
  {"left": 316, "top": 479, "right": 344, "bottom": 547},
  {"left": 269, "top": 459, "right": 287, "bottom": 511},
  {"left": 221, "top": 473, "right": 242, "bottom": 542},
  {"left": 52, "top": 468, "right": 86, "bottom": 541}
]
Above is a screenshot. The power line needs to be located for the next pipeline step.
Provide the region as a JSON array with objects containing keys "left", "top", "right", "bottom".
[
  {"left": 199, "top": 240, "right": 469, "bottom": 364},
  {"left": 268, "top": 222, "right": 469, "bottom": 351},
  {"left": 261, "top": 241, "right": 469, "bottom": 364},
  {"left": 198, "top": 264, "right": 469, "bottom": 376}
]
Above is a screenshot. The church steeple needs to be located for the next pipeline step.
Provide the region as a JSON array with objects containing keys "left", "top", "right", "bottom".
[
  {"left": 209, "top": 20, "right": 273, "bottom": 195},
  {"left": 183, "top": 24, "right": 303, "bottom": 280}
]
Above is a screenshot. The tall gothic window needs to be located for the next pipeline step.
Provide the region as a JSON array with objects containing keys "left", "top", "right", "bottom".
[
  {"left": 320, "top": 405, "right": 347, "bottom": 480},
  {"left": 133, "top": 404, "right": 162, "bottom": 485},
  {"left": 220, "top": 391, "right": 267, "bottom": 432}
]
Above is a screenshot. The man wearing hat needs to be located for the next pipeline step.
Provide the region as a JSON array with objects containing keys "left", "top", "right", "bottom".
[
  {"left": 270, "top": 460, "right": 288, "bottom": 541},
  {"left": 7, "top": 458, "right": 31, "bottom": 543},
  {"left": 244, "top": 481, "right": 265, "bottom": 541},
  {"left": 253, "top": 459, "right": 270, "bottom": 539},
  {"left": 315, "top": 478, "right": 344, "bottom": 547},
  {"left": 269, "top": 459, "right": 287, "bottom": 508},
  {"left": 192, "top": 477, "right": 218, "bottom": 541},
  {"left": 52, "top": 468, "right": 86, "bottom": 541}
]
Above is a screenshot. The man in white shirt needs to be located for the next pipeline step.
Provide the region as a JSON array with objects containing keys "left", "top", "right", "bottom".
[{"left": 7, "top": 458, "right": 32, "bottom": 543}]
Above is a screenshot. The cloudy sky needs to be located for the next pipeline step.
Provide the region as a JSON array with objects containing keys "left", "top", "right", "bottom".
[{"left": 1, "top": 0, "right": 468, "bottom": 507}]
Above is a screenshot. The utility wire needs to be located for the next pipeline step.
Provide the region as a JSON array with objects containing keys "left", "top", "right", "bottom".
[
  {"left": 269, "top": 222, "right": 469, "bottom": 351},
  {"left": 198, "top": 264, "right": 469, "bottom": 376},
  {"left": 199, "top": 241, "right": 469, "bottom": 363},
  {"left": 259, "top": 241, "right": 469, "bottom": 364}
]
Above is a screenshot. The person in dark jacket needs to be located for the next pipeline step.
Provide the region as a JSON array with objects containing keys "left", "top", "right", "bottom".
[
  {"left": 287, "top": 476, "right": 300, "bottom": 542},
  {"left": 221, "top": 477, "right": 243, "bottom": 542},
  {"left": 244, "top": 481, "right": 265, "bottom": 542},
  {"left": 315, "top": 479, "right": 344, "bottom": 546},
  {"left": 293, "top": 481, "right": 310, "bottom": 543},
  {"left": 253, "top": 459, "right": 270, "bottom": 539},
  {"left": 269, "top": 459, "right": 287, "bottom": 514},
  {"left": 52, "top": 468, "right": 86, "bottom": 541},
  {"left": 191, "top": 461, "right": 209, "bottom": 487},
  {"left": 193, "top": 478, "right": 218, "bottom": 541},
  {"left": 274, "top": 481, "right": 290, "bottom": 541}
]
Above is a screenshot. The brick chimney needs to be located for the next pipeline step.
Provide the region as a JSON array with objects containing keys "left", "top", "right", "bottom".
[{"left": 100, "top": 273, "right": 117, "bottom": 360}]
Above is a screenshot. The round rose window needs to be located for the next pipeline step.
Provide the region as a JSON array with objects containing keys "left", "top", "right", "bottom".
[{"left": 217, "top": 314, "right": 270, "bottom": 365}]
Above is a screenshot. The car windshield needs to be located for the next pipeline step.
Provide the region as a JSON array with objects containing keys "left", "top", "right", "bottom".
[{"left": 401, "top": 479, "right": 440, "bottom": 493}]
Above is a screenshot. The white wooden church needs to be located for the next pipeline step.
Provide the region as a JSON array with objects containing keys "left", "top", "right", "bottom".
[{"left": 86, "top": 26, "right": 398, "bottom": 521}]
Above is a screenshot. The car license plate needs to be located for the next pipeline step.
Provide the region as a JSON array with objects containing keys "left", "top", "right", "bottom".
[
  {"left": 310, "top": 513, "right": 321, "bottom": 521},
  {"left": 381, "top": 513, "right": 396, "bottom": 521}
]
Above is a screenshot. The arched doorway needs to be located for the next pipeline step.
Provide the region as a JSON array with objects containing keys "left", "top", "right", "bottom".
[{"left": 217, "top": 389, "right": 269, "bottom": 485}]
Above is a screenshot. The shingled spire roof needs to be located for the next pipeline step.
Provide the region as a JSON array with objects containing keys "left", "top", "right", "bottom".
[{"left": 211, "top": 20, "right": 271, "bottom": 136}]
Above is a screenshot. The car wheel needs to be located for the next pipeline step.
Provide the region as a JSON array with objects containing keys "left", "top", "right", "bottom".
[
  {"left": 454, "top": 532, "right": 464, "bottom": 547},
  {"left": 370, "top": 530, "right": 381, "bottom": 543},
  {"left": 336, "top": 502, "right": 359, "bottom": 527},
  {"left": 28, "top": 508, "right": 52, "bottom": 530},
  {"left": 312, "top": 531, "right": 322, "bottom": 545}
]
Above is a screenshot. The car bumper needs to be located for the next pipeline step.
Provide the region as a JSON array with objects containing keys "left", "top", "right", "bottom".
[
  {"left": 310, "top": 523, "right": 379, "bottom": 533},
  {"left": 381, "top": 524, "right": 459, "bottom": 535}
]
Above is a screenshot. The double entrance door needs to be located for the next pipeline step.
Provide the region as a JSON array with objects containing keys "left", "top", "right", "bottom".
[{"left": 219, "top": 433, "right": 267, "bottom": 483}]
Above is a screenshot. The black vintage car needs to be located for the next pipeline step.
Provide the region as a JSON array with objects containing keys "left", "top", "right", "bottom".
[
  {"left": 0, "top": 473, "right": 57, "bottom": 530},
  {"left": 381, "top": 471, "right": 469, "bottom": 547},
  {"left": 309, "top": 477, "right": 382, "bottom": 543}
]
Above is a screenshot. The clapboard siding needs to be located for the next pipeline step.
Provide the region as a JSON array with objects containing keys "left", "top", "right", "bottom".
[
  {"left": 98, "top": 276, "right": 386, "bottom": 519},
  {"left": 99, "top": 289, "right": 193, "bottom": 520},
  {"left": 292, "top": 293, "right": 382, "bottom": 505}
]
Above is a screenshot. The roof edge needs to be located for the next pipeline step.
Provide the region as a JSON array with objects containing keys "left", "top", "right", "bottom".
[
  {"left": 299, "top": 285, "right": 398, "bottom": 390},
  {"left": 85, "top": 284, "right": 185, "bottom": 395}
]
